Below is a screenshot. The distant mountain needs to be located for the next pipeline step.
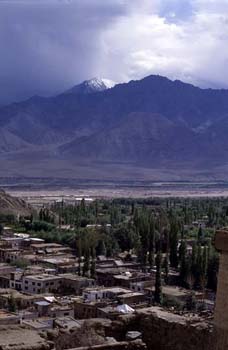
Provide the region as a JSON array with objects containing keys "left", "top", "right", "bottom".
[
  {"left": 1, "top": 74, "right": 228, "bottom": 181},
  {"left": 60, "top": 112, "right": 201, "bottom": 164}
]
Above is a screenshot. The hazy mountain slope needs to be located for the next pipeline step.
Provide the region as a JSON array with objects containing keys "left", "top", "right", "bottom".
[
  {"left": 61, "top": 112, "right": 202, "bottom": 164},
  {"left": 2, "top": 75, "right": 228, "bottom": 142},
  {"left": 1, "top": 75, "right": 228, "bottom": 179},
  {"left": 0, "top": 128, "right": 30, "bottom": 153}
]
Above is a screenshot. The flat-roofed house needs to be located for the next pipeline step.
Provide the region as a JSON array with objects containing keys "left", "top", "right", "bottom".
[{"left": 22, "top": 274, "right": 62, "bottom": 294}]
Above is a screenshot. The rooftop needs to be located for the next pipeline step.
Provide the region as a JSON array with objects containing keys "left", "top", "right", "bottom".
[
  {"left": 118, "top": 292, "right": 145, "bottom": 298},
  {"left": 146, "top": 286, "right": 190, "bottom": 297},
  {"left": 31, "top": 243, "right": 63, "bottom": 249},
  {"left": 84, "top": 287, "right": 130, "bottom": 294},
  {"left": 24, "top": 274, "right": 61, "bottom": 281},
  {"left": 59, "top": 273, "right": 93, "bottom": 281},
  {"left": 55, "top": 316, "right": 82, "bottom": 329},
  {"left": 0, "top": 309, "right": 18, "bottom": 319}
]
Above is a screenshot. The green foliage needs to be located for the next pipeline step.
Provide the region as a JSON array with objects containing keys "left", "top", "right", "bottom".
[
  {"left": 169, "top": 216, "right": 179, "bottom": 268},
  {"left": 7, "top": 196, "right": 224, "bottom": 293},
  {"left": 29, "top": 220, "right": 55, "bottom": 232},
  {"left": 155, "top": 250, "right": 163, "bottom": 304},
  {"left": 179, "top": 240, "right": 191, "bottom": 288},
  {"left": 163, "top": 254, "right": 169, "bottom": 284},
  {"left": 90, "top": 258, "right": 96, "bottom": 279},
  {"left": 207, "top": 248, "right": 219, "bottom": 291},
  {"left": 10, "top": 259, "right": 28, "bottom": 269},
  {"left": 185, "top": 292, "right": 196, "bottom": 311},
  {"left": 163, "top": 296, "right": 184, "bottom": 311},
  {"left": 0, "top": 214, "right": 16, "bottom": 224},
  {"left": 8, "top": 294, "right": 16, "bottom": 313}
]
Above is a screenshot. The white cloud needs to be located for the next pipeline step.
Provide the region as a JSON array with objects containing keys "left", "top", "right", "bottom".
[
  {"left": 0, "top": 0, "right": 228, "bottom": 103},
  {"left": 97, "top": 0, "right": 228, "bottom": 88}
]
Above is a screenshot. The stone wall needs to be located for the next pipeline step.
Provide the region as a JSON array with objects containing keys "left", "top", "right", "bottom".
[
  {"left": 111, "top": 307, "right": 215, "bottom": 350},
  {"left": 46, "top": 307, "right": 216, "bottom": 350},
  {"left": 47, "top": 319, "right": 146, "bottom": 350}
]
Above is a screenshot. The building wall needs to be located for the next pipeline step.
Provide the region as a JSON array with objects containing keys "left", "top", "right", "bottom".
[{"left": 22, "top": 276, "right": 61, "bottom": 294}]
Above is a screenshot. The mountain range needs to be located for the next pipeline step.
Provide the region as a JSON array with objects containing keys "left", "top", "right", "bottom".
[{"left": 1, "top": 75, "right": 228, "bottom": 182}]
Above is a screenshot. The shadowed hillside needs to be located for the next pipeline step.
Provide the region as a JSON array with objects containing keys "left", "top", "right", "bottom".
[{"left": 1, "top": 75, "right": 228, "bottom": 180}]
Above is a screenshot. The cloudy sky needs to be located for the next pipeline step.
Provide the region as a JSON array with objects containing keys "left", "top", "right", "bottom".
[{"left": 0, "top": 0, "right": 227, "bottom": 103}]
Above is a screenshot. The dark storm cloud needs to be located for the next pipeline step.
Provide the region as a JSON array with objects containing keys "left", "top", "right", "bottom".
[
  {"left": 0, "top": 0, "right": 127, "bottom": 103},
  {"left": 0, "top": 0, "right": 228, "bottom": 104}
]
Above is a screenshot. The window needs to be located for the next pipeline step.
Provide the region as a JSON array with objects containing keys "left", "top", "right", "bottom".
[
  {"left": 25, "top": 286, "right": 28, "bottom": 290},
  {"left": 37, "top": 283, "right": 41, "bottom": 286},
  {"left": 25, "top": 280, "right": 28, "bottom": 284},
  {"left": 32, "top": 282, "right": 35, "bottom": 286}
]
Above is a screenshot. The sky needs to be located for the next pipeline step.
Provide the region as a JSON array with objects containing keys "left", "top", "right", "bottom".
[{"left": 0, "top": 0, "right": 228, "bottom": 104}]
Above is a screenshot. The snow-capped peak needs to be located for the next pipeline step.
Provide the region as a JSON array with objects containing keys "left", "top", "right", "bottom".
[
  {"left": 64, "top": 77, "right": 117, "bottom": 96},
  {"left": 85, "top": 78, "right": 116, "bottom": 90},
  {"left": 101, "top": 78, "right": 116, "bottom": 89},
  {"left": 85, "top": 78, "right": 106, "bottom": 91}
]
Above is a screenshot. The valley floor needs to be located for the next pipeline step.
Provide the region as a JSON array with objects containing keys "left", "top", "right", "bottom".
[{"left": 4, "top": 181, "right": 228, "bottom": 206}]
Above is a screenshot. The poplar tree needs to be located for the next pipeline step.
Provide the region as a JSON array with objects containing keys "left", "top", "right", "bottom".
[
  {"left": 163, "top": 254, "right": 169, "bottom": 284},
  {"left": 83, "top": 249, "right": 90, "bottom": 277},
  {"left": 155, "top": 250, "right": 163, "bottom": 304},
  {"left": 169, "top": 218, "right": 179, "bottom": 268},
  {"left": 179, "top": 240, "right": 190, "bottom": 288}
]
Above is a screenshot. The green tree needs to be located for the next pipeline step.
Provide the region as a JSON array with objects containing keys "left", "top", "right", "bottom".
[
  {"left": 197, "top": 225, "right": 203, "bottom": 244},
  {"left": 185, "top": 291, "right": 196, "bottom": 311},
  {"left": 96, "top": 240, "right": 107, "bottom": 256},
  {"left": 154, "top": 251, "right": 163, "bottom": 304},
  {"left": 90, "top": 247, "right": 96, "bottom": 279},
  {"left": 8, "top": 294, "right": 16, "bottom": 313},
  {"left": 163, "top": 254, "right": 169, "bottom": 284},
  {"left": 179, "top": 241, "right": 190, "bottom": 288},
  {"left": 207, "top": 249, "right": 219, "bottom": 291},
  {"left": 169, "top": 218, "right": 179, "bottom": 268},
  {"left": 201, "top": 246, "right": 209, "bottom": 289},
  {"left": 83, "top": 249, "right": 90, "bottom": 277},
  {"left": 80, "top": 198, "right": 86, "bottom": 215},
  {"left": 148, "top": 215, "right": 156, "bottom": 269}
]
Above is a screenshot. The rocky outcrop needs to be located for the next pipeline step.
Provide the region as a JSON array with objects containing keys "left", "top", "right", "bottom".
[
  {"left": 0, "top": 325, "right": 54, "bottom": 350},
  {"left": 0, "top": 189, "right": 32, "bottom": 217}
]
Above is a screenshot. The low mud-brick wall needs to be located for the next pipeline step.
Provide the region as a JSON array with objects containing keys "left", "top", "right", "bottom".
[{"left": 111, "top": 307, "right": 215, "bottom": 350}]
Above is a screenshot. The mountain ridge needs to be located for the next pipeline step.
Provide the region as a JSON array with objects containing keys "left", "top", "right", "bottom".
[{"left": 1, "top": 74, "right": 228, "bottom": 180}]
